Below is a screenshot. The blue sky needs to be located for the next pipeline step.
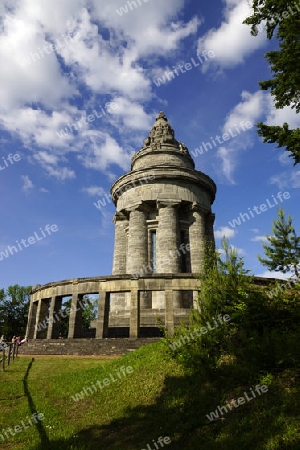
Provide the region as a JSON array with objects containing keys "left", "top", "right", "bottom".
[{"left": 0, "top": 0, "right": 299, "bottom": 289}]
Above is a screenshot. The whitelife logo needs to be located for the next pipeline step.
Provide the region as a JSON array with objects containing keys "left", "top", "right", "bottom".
[
  {"left": 206, "top": 384, "right": 268, "bottom": 421},
  {"left": 140, "top": 436, "right": 171, "bottom": 450},
  {"left": 191, "top": 121, "right": 253, "bottom": 157},
  {"left": 116, "top": 0, "right": 151, "bottom": 16},
  {"left": 228, "top": 191, "right": 291, "bottom": 229},
  {"left": 71, "top": 366, "right": 133, "bottom": 402},
  {"left": 0, "top": 224, "right": 58, "bottom": 261},
  {"left": 154, "top": 51, "right": 215, "bottom": 87},
  {"left": 0, "top": 412, "right": 45, "bottom": 443},
  {"left": 35, "top": 296, "right": 86, "bottom": 332},
  {"left": 19, "top": 33, "right": 73, "bottom": 67},
  {"left": 0, "top": 153, "right": 21, "bottom": 171},
  {"left": 169, "top": 314, "right": 231, "bottom": 351}
]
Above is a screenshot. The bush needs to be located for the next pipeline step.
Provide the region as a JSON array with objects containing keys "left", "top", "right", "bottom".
[{"left": 166, "top": 238, "right": 300, "bottom": 377}]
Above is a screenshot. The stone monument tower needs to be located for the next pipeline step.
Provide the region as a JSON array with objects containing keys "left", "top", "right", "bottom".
[
  {"left": 108, "top": 111, "right": 216, "bottom": 331},
  {"left": 111, "top": 111, "right": 216, "bottom": 278},
  {"left": 26, "top": 112, "right": 217, "bottom": 342}
]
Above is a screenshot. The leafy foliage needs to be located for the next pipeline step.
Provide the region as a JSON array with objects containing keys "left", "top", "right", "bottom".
[
  {"left": 167, "top": 238, "right": 300, "bottom": 377},
  {"left": 0, "top": 284, "right": 31, "bottom": 339},
  {"left": 244, "top": 1, "right": 300, "bottom": 164},
  {"left": 59, "top": 295, "right": 98, "bottom": 337},
  {"left": 81, "top": 295, "right": 98, "bottom": 330},
  {"left": 258, "top": 206, "right": 300, "bottom": 278}
]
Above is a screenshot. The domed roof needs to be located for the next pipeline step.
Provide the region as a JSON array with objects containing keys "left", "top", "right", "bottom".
[{"left": 131, "top": 112, "right": 195, "bottom": 171}]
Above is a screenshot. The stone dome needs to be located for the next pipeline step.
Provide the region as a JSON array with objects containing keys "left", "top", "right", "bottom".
[{"left": 131, "top": 111, "right": 195, "bottom": 171}]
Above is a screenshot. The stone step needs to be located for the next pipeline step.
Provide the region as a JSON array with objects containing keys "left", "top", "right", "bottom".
[{"left": 18, "top": 338, "right": 161, "bottom": 357}]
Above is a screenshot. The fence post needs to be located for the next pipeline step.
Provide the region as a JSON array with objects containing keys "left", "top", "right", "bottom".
[
  {"left": 7, "top": 343, "right": 11, "bottom": 366},
  {"left": 1, "top": 343, "right": 19, "bottom": 371},
  {"left": 1, "top": 348, "right": 4, "bottom": 372}
]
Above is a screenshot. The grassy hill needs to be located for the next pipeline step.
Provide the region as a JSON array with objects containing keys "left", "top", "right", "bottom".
[{"left": 1, "top": 341, "right": 299, "bottom": 450}]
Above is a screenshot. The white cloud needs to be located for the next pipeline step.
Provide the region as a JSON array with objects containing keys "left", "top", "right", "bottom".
[
  {"left": 270, "top": 170, "right": 300, "bottom": 189},
  {"left": 265, "top": 101, "right": 300, "bottom": 129},
  {"left": 197, "top": 0, "right": 266, "bottom": 68},
  {"left": 218, "top": 245, "right": 245, "bottom": 256},
  {"left": 214, "top": 226, "right": 236, "bottom": 239},
  {"left": 0, "top": 0, "right": 198, "bottom": 179},
  {"left": 109, "top": 97, "right": 154, "bottom": 130},
  {"left": 251, "top": 235, "right": 267, "bottom": 242},
  {"left": 46, "top": 166, "right": 75, "bottom": 181},
  {"left": 223, "top": 90, "right": 266, "bottom": 131},
  {"left": 21, "top": 175, "right": 34, "bottom": 192},
  {"left": 214, "top": 90, "right": 299, "bottom": 184},
  {"left": 213, "top": 90, "right": 266, "bottom": 183},
  {"left": 250, "top": 228, "right": 259, "bottom": 233},
  {"left": 216, "top": 147, "right": 237, "bottom": 185},
  {"left": 95, "top": 0, "right": 200, "bottom": 57},
  {"left": 278, "top": 151, "right": 293, "bottom": 167},
  {"left": 32, "top": 150, "right": 75, "bottom": 181},
  {"left": 79, "top": 131, "right": 132, "bottom": 172},
  {"left": 255, "top": 270, "right": 290, "bottom": 280},
  {"left": 82, "top": 186, "right": 107, "bottom": 197},
  {"left": 232, "top": 246, "right": 246, "bottom": 256}
]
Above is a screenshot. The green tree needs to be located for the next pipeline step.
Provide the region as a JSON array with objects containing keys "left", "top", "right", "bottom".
[
  {"left": 0, "top": 285, "right": 31, "bottom": 339},
  {"left": 167, "top": 238, "right": 253, "bottom": 371},
  {"left": 81, "top": 295, "right": 98, "bottom": 331},
  {"left": 59, "top": 298, "right": 71, "bottom": 337},
  {"left": 243, "top": 1, "right": 300, "bottom": 164},
  {"left": 59, "top": 295, "right": 98, "bottom": 337},
  {"left": 258, "top": 207, "right": 300, "bottom": 278},
  {"left": 168, "top": 238, "right": 300, "bottom": 374}
]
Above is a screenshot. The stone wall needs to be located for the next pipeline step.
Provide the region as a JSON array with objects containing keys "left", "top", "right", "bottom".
[{"left": 18, "top": 338, "right": 161, "bottom": 356}]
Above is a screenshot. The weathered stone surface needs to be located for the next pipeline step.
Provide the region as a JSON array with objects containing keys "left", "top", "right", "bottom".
[
  {"left": 18, "top": 338, "right": 160, "bottom": 356},
  {"left": 26, "top": 112, "right": 220, "bottom": 342}
]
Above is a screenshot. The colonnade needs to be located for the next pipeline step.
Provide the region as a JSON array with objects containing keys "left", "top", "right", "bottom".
[
  {"left": 27, "top": 292, "right": 84, "bottom": 340},
  {"left": 112, "top": 200, "right": 215, "bottom": 277},
  {"left": 26, "top": 276, "right": 198, "bottom": 339}
]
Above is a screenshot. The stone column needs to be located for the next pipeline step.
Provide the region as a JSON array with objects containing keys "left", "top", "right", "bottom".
[
  {"left": 112, "top": 211, "right": 129, "bottom": 275},
  {"left": 189, "top": 203, "right": 206, "bottom": 274},
  {"left": 206, "top": 213, "right": 216, "bottom": 249},
  {"left": 130, "top": 279, "right": 140, "bottom": 338},
  {"left": 165, "top": 279, "right": 174, "bottom": 335},
  {"left": 68, "top": 292, "right": 83, "bottom": 339},
  {"left": 26, "top": 301, "right": 38, "bottom": 339},
  {"left": 111, "top": 211, "right": 129, "bottom": 319},
  {"left": 126, "top": 204, "right": 148, "bottom": 275},
  {"left": 34, "top": 299, "right": 49, "bottom": 339},
  {"left": 47, "top": 296, "right": 62, "bottom": 339},
  {"left": 156, "top": 200, "right": 181, "bottom": 273},
  {"left": 96, "top": 284, "right": 110, "bottom": 338}
]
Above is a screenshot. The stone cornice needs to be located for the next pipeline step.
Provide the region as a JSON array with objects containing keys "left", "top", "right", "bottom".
[
  {"left": 157, "top": 199, "right": 181, "bottom": 209},
  {"left": 111, "top": 167, "right": 217, "bottom": 205},
  {"left": 190, "top": 202, "right": 208, "bottom": 215},
  {"left": 131, "top": 146, "right": 195, "bottom": 171},
  {"left": 113, "top": 211, "right": 129, "bottom": 223}
]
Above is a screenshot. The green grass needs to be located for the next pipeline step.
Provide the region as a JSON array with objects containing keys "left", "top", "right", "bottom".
[{"left": 0, "top": 342, "right": 299, "bottom": 450}]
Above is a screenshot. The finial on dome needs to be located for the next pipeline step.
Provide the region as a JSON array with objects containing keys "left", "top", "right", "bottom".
[{"left": 157, "top": 111, "right": 167, "bottom": 120}]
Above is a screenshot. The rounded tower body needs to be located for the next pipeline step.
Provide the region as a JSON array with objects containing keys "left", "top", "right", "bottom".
[
  {"left": 108, "top": 112, "right": 216, "bottom": 323},
  {"left": 111, "top": 111, "right": 216, "bottom": 278}
]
